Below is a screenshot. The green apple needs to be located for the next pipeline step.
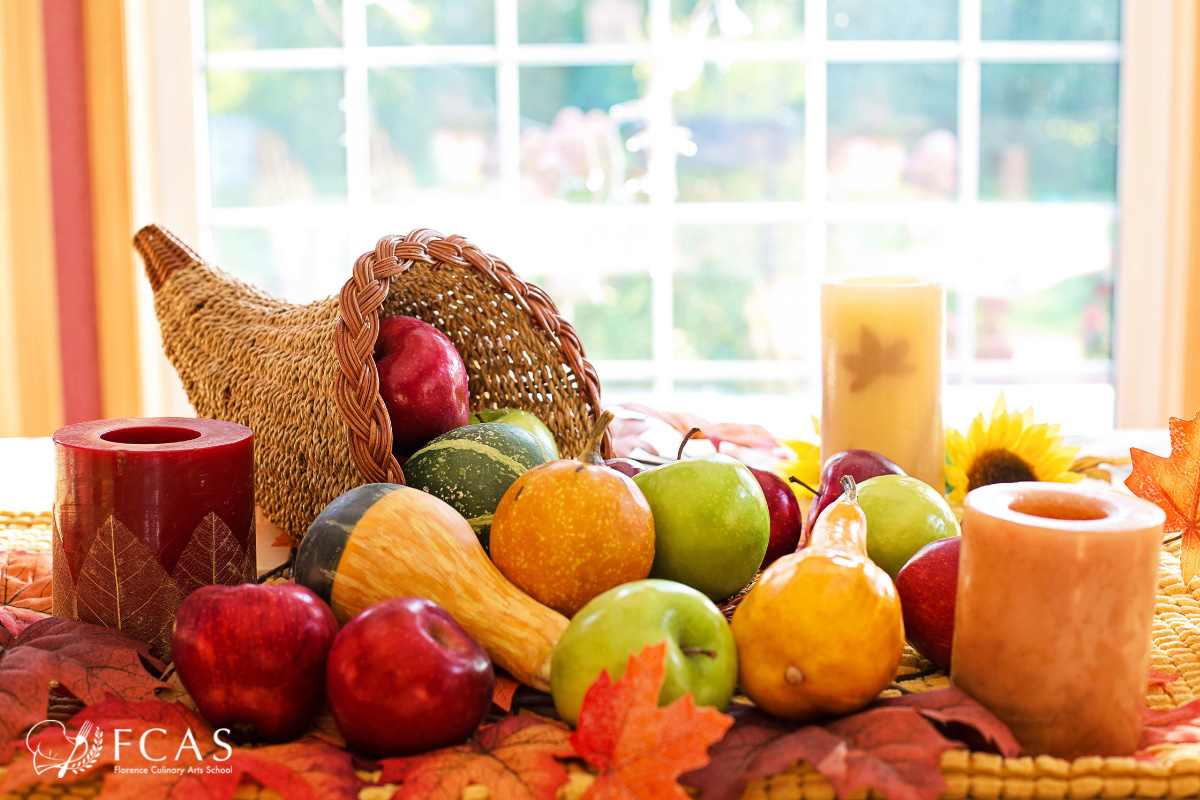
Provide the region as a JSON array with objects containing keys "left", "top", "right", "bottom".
[
  {"left": 550, "top": 579, "right": 737, "bottom": 726},
  {"left": 856, "top": 474, "right": 960, "bottom": 580},
  {"left": 470, "top": 408, "right": 558, "bottom": 460},
  {"left": 633, "top": 454, "right": 770, "bottom": 601}
]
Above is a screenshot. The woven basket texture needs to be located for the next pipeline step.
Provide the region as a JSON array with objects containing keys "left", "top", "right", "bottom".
[
  {"left": 3, "top": 512, "right": 1200, "bottom": 799},
  {"left": 131, "top": 225, "right": 607, "bottom": 543}
]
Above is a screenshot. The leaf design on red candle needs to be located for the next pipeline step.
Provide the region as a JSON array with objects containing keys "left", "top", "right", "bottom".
[
  {"left": 242, "top": 541, "right": 258, "bottom": 583},
  {"left": 74, "top": 516, "right": 183, "bottom": 660},
  {"left": 170, "top": 513, "right": 249, "bottom": 596},
  {"left": 51, "top": 517, "right": 77, "bottom": 619},
  {"left": 844, "top": 327, "right": 915, "bottom": 392}
]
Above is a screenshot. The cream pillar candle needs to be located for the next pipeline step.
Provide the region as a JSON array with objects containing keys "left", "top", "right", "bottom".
[
  {"left": 952, "top": 483, "right": 1164, "bottom": 759},
  {"left": 820, "top": 277, "right": 944, "bottom": 488}
]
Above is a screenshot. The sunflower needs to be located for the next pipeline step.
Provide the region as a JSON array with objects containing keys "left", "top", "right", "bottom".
[
  {"left": 945, "top": 395, "right": 1082, "bottom": 504},
  {"left": 774, "top": 439, "right": 822, "bottom": 509}
]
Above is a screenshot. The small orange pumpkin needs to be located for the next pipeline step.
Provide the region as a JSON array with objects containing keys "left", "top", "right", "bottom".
[{"left": 490, "top": 411, "right": 655, "bottom": 617}]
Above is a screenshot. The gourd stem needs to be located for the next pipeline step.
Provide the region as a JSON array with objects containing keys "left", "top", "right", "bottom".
[
  {"left": 580, "top": 410, "right": 615, "bottom": 466},
  {"left": 840, "top": 475, "right": 857, "bottom": 503},
  {"left": 677, "top": 427, "right": 704, "bottom": 461}
]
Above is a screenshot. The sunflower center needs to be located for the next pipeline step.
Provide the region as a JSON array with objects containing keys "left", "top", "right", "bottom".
[{"left": 967, "top": 448, "right": 1037, "bottom": 491}]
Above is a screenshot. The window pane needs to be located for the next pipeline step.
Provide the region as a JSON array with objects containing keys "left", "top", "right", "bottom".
[
  {"left": 519, "top": 65, "right": 649, "bottom": 201},
  {"left": 212, "top": 224, "right": 349, "bottom": 304},
  {"left": 205, "top": 0, "right": 343, "bottom": 50},
  {"left": 367, "top": 0, "right": 494, "bottom": 45},
  {"left": 674, "top": 223, "right": 807, "bottom": 360},
  {"left": 672, "top": 0, "right": 804, "bottom": 42},
  {"left": 980, "top": 64, "right": 1118, "bottom": 201},
  {"left": 828, "top": 0, "right": 956, "bottom": 40},
  {"left": 674, "top": 62, "right": 805, "bottom": 202},
  {"left": 973, "top": 211, "right": 1115, "bottom": 362},
  {"left": 982, "top": 0, "right": 1120, "bottom": 41},
  {"left": 370, "top": 68, "right": 498, "bottom": 201},
  {"left": 519, "top": 0, "right": 647, "bottom": 43},
  {"left": 827, "top": 63, "right": 958, "bottom": 200},
  {"left": 207, "top": 70, "right": 347, "bottom": 206}
]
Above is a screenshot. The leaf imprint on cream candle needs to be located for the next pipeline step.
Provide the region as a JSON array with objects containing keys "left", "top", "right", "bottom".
[
  {"left": 75, "top": 516, "right": 183, "bottom": 661},
  {"left": 171, "top": 513, "right": 249, "bottom": 597},
  {"left": 843, "top": 327, "right": 914, "bottom": 392}
]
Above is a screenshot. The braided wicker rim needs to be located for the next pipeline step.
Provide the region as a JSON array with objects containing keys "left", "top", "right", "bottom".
[{"left": 333, "top": 229, "right": 610, "bottom": 484}]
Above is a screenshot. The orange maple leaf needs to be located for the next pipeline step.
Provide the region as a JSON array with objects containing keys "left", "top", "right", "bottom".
[
  {"left": 378, "top": 716, "right": 575, "bottom": 800},
  {"left": 1126, "top": 411, "right": 1200, "bottom": 582},
  {"left": 571, "top": 642, "right": 733, "bottom": 800}
]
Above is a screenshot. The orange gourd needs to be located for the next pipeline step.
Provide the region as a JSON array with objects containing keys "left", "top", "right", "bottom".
[
  {"left": 490, "top": 411, "right": 655, "bottom": 617},
  {"left": 731, "top": 476, "right": 904, "bottom": 721}
]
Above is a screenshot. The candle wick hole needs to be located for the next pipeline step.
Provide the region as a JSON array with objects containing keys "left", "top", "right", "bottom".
[{"left": 100, "top": 426, "right": 203, "bottom": 445}]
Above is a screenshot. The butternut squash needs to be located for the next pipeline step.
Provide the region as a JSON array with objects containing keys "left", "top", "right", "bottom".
[
  {"left": 731, "top": 476, "right": 904, "bottom": 721},
  {"left": 295, "top": 483, "right": 569, "bottom": 691}
]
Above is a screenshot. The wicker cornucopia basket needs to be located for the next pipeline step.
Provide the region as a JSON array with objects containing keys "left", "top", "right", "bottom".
[{"left": 132, "top": 225, "right": 609, "bottom": 543}]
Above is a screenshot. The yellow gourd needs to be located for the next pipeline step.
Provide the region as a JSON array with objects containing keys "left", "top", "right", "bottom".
[
  {"left": 731, "top": 476, "right": 904, "bottom": 721},
  {"left": 295, "top": 483, "right": 569, "bottom": 691}
]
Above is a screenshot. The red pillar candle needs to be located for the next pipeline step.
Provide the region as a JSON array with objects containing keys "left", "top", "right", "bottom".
[{"left": 52, "top": 418, "right": 255, "bottom": 662}]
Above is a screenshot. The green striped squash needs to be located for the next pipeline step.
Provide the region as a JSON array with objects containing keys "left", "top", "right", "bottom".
[{"left": 403, "top": 422, "right": 550, "bottom": 551}]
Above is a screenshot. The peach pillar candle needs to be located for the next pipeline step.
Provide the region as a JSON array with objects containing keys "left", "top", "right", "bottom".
[
  {"left": 952, "top": 483, "right": 1164, "bottom": 759},
  {"left": 820, "top": 277, "right": 944, "bottom": 488}
]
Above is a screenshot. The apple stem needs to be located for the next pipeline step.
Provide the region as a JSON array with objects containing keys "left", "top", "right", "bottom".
[
  {"left": 579, "top": 410, "right": 615, "bottom": 466},
  {"left": 677, "top": 427, "right": 704, "bottom": 461},
  {"left": 788, "top": 476, "right": 819, "bottom": 494},
  {"left": 840, "top": 475, "right": 857, "bottom": 503},
  {"left": 681, "top": 646, "right": 719, "bottom": 659}
]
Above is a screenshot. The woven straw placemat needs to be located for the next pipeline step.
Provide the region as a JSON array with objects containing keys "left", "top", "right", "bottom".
[{"left": 3, "top": 513, "right": 1199, "bottom": 800}]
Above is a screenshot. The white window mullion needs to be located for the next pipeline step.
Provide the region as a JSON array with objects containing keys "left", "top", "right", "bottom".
[
  {"left": 804, "top": 0, "right": 827, "bottom": 288},
  {"left": 342, "top": 0, "right": 371, "bottom": 257},
  {"left": 191, "top": 0, "right": 215, "bottom": 255},
  {"left": 495, "top": 0, "right": 520, "bottom": 203},
  {"left": 956, "top": 0, "right": 983, "bottom": 385},
  {"left": 646, "top": 0, "right": 675, "bottom": 403}
]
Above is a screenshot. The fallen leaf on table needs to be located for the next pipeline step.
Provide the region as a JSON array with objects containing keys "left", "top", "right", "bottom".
[
  {"left": 1141, "top": 697, "right": 1200, "bottom": 753},
  {"left": 0, "top": 605, "right": 50, "bottom": 647},
  {"left": 612, "top": 403, "right": 781, "bottom": 455},
  {"left": 1149, "top": 667, "right": 1180, "bottom": 687},
  {"left": 2, "top": 696, "right": 362, "bottom": 800},
  {"left": 0, "top": 617, "right": 166, "bottom": 751},
  {"left": 377, "top": 716, "right": 575, "bottom": 800},
  {"left": 1126, "top": 411, "right": 1200, "bottom": 582},
  {"left": 1070, "top": 455, "right": 1131, "bottom": 483},
  {"left": 684, "top": 704, "right": 959, "bottom": 800},
  {"left": 493, "top": 673, "right": 520, "bottom": 713},
  {"left": 571, "top": 642, "right": 732, "bottom": 800},
  {"left": 878, "top": 687, "right": 1023, "bottom": 757},
  {"left": 0, "top": 551, "right": 52, "bottom": 612}
]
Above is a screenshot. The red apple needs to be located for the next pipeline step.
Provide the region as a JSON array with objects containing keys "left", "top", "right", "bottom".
[
  {"left": 894, "top": 536, "right": 960, "bottom": 671},
  {"left": 749, "top": 466, "right": 804, "bottom": 566},
  {"left": 805, "top": 449, "right": 906, "bottom": 538},
  {"left": 375, "top": 315, "right": 470, "bottom": 457},
  {"left": 172, "top": 584, "right": 338, "bottom": 741},
  {"left": 326, "top": 597, "right": 494, "bottom": 757},
  {"left": 605, "top": 457, "right": 647, "bottom": 479}
]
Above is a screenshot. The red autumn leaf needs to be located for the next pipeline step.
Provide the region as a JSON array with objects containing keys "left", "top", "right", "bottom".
[
  {"left": 571, "top": 642, "right": 732, "bottom": 800},
  {"left": 1149, "top": 667, "right": 1180, "bottom": 687},
  {"left": 377, "top": 716, "right": 575, "bottom": 800},
  {"left": 1140, "top": 697, "right": 1200, "bottom": 752},
  {"left": 878, "top": 687, "right": 1023, "bottom": 757},
  {"left": 0, "top": 605, "right": 50, "bottom": 647},
  {"left": 0, "top": 551, "right": 53, "bottom": 612},
  {"left": 1126, "top": 411, "right": 1200, "bottom": 582},
  {"left": 3, "top": 696, "right": 361, "bottom": 800},
  {"left": 493, "top": 673, "right": 520, "bottom": 713},
  {"left": 684, "top": 703, "right": 960, "bottom": 800},
  {"left": 0, "top": 617, "right": 166, "bottom": 751}
]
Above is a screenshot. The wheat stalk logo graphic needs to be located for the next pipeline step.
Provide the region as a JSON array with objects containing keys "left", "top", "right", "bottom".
[{"left": 27, "top": 720, "right": 103, "bottom": 777}]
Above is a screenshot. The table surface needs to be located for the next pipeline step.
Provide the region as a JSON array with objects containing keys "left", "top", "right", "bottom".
[{"left": 0, "top": 429, "right": 1171, "bottom": 574}]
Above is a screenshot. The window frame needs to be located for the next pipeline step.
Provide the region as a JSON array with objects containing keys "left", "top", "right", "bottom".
[{"left": 131, "top": 0, "right": 1169, "bottom": 428}]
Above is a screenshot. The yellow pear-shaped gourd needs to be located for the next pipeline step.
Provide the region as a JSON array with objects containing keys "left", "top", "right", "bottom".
[{"left": 732, "top": 476, "right": 904, "bottom": 721}]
